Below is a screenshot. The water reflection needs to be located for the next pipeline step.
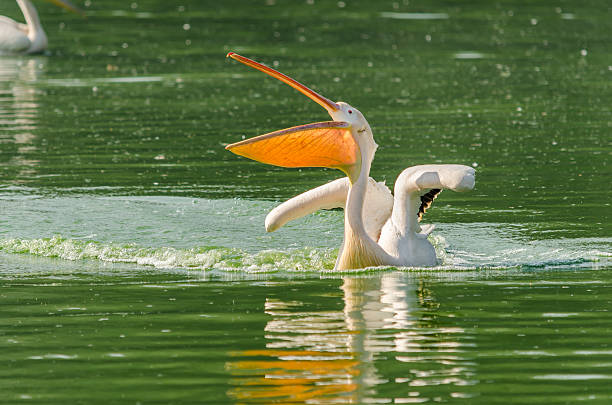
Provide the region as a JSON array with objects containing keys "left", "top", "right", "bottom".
[
  {"left": 227, "top": 274, "right": 476, "bottom": 403},
  {"left": 0, "top": 57, "right": 43, "bottom": 180}
]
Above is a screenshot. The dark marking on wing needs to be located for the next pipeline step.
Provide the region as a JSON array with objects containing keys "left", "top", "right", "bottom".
[{"left": 418, "top": 188, "right": 441, "bottom": 221}]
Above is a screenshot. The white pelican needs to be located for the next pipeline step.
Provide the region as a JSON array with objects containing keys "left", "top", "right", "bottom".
[
  {"left": 0, "top": 0, "right": 82, "bottom": 54},
  {"left": 226, "top": 53, "right": 475, "bottom": 270}
]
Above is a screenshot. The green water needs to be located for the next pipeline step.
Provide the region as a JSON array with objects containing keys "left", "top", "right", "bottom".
[{"left": 1, "top": 0, "right": 611, "bottom": 403}]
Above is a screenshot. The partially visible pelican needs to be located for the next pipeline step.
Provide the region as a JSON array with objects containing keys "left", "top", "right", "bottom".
[
  {"left": 0, "top": 0, "right": 82, "bottom": 54},
  {"left": 226, "top": 53, "right": 475, "bottom": 270}
]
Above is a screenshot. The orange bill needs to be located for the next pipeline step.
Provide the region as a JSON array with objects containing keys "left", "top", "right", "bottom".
[
  {"left": 47, "top": 0, "right": 85, "bottom": 16},
  {"left": 226, "top": 122, "right": 359, "bottom": 175},
  {"left": 227, "top": 52, "right": 339, "bottom": 113}
]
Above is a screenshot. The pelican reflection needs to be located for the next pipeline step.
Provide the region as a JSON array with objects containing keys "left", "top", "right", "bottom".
[
  {"left": 0, "top": 57, "right": 43, "bottom": 180},
  {"left": 227, "top": 273, "right": 476, "bottom": 403}
]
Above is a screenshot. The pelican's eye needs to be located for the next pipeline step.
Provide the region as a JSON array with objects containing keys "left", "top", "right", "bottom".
[{"left": 348, "top": 109, "right": 353, "bottom": 114}]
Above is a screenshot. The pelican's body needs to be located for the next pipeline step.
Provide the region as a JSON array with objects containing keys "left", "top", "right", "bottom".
[
  {"left": 226, "top": 53, "right": 475, "bottom": 270},
  {"left": 0, "top": 0, "right": 81, "bottom": 54}
]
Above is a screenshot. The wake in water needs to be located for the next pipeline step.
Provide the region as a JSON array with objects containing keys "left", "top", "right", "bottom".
[
  {"left": 0, "top": 195, "right": 610, "bottom": 272},
  {"left": 0, "top": 233, "right": 609, "bottom": 273},
  {"left": 0, "top": 235, "right": 338, "bottom": 272}
]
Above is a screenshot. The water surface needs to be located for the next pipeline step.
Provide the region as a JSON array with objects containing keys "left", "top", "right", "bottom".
[{"left": 1, "top": 0, "right": 610, "bottom": 403}]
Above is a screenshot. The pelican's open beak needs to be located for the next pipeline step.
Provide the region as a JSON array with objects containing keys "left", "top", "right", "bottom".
[
  {"left": 227, "top": 52, "right": 339, "bottom": 114},
  {"left": 225, "top": 121, "right": 359, "bottom": 178},
  {"left": 47, "top": 0, "right": 85, "bottom": 16},
  {"left": 225, "top": 53, "right": 360, "bottom": 179}
]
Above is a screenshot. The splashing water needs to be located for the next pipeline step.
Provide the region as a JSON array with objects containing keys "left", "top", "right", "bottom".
[
  {"left": 1, "top": 195, "right": 608, "bottom": 273},
  {"left": 0, "top": 235, "right": 339, "bottom": 272}
]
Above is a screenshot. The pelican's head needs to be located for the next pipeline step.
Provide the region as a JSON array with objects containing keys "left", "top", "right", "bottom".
[
  {"left": 328, "top": 101, "right": 364, "bottom": 129},
  {"left": 226, "top": 53, "right": 377, "bottom": 180},
  {"left": 331, "top": 101, "right": 378, "bottom": 167}
]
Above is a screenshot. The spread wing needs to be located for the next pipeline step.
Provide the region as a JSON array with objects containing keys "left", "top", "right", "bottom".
[
  {"left": 392, "top": 164, "right": 475, "bottom": 233},
  {"left": 265, "top": 177, "right": 393, "bottom": 242}
]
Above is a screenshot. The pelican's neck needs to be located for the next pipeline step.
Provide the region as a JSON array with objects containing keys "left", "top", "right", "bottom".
[
  {"left": 17, "top": 0, "right": 47, "bottom": 52},
  {"left": 344, "top": 123, "right": 378, "bottom": 242},
  {"left": 335, "top": 135, "right": 391, "bottom": 270},
  {"left": 345, "top": 156, "right": 371, "bottom": 239}
]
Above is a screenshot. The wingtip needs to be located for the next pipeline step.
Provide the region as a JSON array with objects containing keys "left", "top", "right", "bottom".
[{"left": 264, "top": 213, "right": 278, "bottom": 233}]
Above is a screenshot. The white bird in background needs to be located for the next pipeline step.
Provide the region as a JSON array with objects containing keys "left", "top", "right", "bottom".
[
  {"left": 0, "top": 0, "right": 82, "bottom": 54},
  {"left": 226, "top": 53, "right": 475, "bottom": 271}
]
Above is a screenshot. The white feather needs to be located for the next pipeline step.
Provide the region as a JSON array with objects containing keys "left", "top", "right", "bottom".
[
  {"left": 266, "top": 177, "right": 393, "bottom": 242},
  {"left": 1, "top": 0, "right": 49, "bottom": 55},
  {"left": 377, "top": 164, "right": 475, "bottom": 266}
]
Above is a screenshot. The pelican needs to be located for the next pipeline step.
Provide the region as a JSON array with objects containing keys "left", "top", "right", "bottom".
[
  {"left": 226, "top": 53, "right": 475, "bottom": 270},
  {"left": 0, "top": 0, "right": 82, "bottom": 55}
]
